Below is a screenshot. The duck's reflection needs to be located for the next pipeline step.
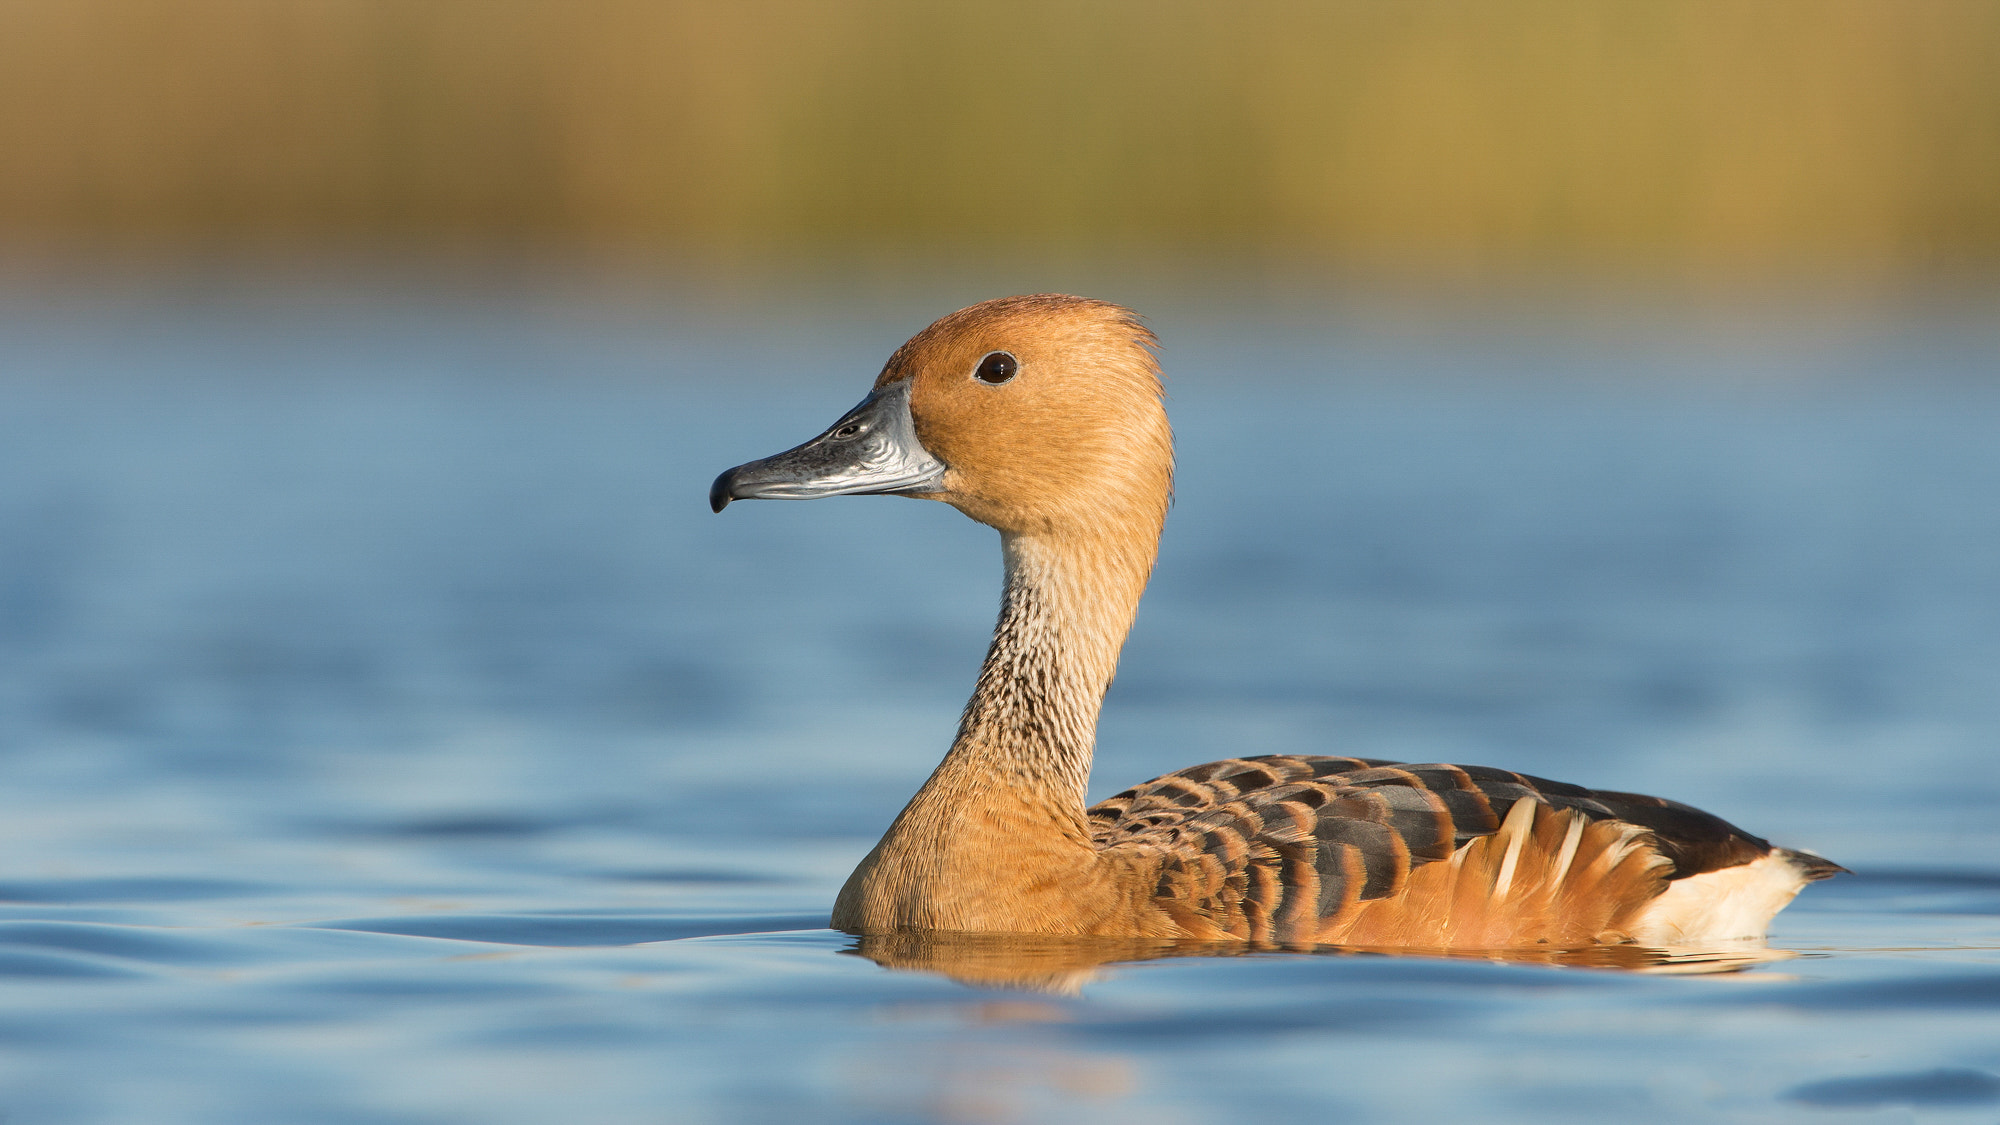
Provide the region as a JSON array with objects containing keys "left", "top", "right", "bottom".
[{"left": 846, "top": 930, "right": 1794, "bottom": 993}]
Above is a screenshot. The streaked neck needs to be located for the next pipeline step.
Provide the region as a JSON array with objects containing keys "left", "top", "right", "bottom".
[{"left": 925, "top": 528, "right": 1154, "bottom": 817}]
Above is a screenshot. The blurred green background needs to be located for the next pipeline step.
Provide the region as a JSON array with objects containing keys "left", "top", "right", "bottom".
[{"left": 4, "top": 0, "right": 1997, "bottom": 284}]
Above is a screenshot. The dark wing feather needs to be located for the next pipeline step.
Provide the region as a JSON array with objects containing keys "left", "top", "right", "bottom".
[
  {"left": 1087, "top": 755, "right": 1780, "bottom": 944},
  {"left": 1582, "top": 789, "right": 1772, "bottom": 877}
]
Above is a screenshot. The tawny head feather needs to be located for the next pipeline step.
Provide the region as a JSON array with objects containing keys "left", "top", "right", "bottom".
[{"left": 875, "top": 294, "right": 1173, "bottom": 540}]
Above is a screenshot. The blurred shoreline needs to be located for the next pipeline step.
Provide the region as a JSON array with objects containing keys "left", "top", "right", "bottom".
[{"left": 4, "top": 1, "right": 1997, "bottom": 281}]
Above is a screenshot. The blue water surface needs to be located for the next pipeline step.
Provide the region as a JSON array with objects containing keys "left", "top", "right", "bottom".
[{"left": 0, "top": 275, "right": 1997, "bottom": 1123}]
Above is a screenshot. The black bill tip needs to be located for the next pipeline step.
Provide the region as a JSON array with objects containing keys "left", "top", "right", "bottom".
[{"left": 709, "top": 469, "right": 737, "bottom": 513}]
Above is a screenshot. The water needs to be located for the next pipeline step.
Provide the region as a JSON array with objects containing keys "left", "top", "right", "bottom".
[{"left": 1, "top": 278, "right": 1997, "bottom": 1123}]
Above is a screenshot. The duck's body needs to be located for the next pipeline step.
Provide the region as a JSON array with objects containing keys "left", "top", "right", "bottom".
[{"left": 713, "top": 295, "right": 1840, "bottom": 951}]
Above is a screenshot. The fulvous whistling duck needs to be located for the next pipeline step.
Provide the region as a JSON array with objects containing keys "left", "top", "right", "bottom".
[{"left": 710, "top": 295, "right": 1842, "bottom": 950}]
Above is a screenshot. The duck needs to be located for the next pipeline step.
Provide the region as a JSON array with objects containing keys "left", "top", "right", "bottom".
[{"left": 710, "top": 294, "right": 1843, "bottom": 950}]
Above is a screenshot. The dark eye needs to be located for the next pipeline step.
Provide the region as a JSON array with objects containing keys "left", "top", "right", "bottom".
[
  {"left": 832, "top": 422, "right": 862, "bottom": 439},
  {"left": 974, "top": 351, "right": 1018, "bottom": 385}
]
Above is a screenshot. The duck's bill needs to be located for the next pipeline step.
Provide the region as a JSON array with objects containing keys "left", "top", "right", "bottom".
[{"left": 709, "top": 379, "right": 946, "bottom": 512}]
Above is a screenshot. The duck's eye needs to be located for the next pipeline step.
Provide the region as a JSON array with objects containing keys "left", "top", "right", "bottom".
[
  {"left": 973, "top": 351, "right": 1018, "bottom": 385},
  {"left": 831, "top": 422, "right": 863, "bottom": 439}
]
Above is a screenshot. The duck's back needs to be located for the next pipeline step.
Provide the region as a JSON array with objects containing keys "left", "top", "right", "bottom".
[{"left": 1088, "top": 755, "right": 1843, "bottom": 949}]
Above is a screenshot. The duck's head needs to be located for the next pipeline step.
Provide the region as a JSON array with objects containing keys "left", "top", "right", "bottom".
[{"left": 711, "top": 295, "right": 1171, "bottom": 539}]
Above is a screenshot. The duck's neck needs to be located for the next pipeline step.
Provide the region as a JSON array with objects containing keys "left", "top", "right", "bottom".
[
  {"left": 832, "top": 517, "right": 1160, "bottom": 932},
  {"left": 889, "top": 526, "right": 1155, "bottom": 852},
  {"left": 944, "top": 531, "right": 1150, "bottom": 807}
]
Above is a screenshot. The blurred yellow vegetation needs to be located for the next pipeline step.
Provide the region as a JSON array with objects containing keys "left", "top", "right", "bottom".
[{"left": 2, "top": 0, "right": 1996, "bottom": 278}]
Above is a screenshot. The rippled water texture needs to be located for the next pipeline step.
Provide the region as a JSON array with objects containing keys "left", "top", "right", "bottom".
[{"left": 2, "top": 281, "right": 1997, "bottom": 1123}]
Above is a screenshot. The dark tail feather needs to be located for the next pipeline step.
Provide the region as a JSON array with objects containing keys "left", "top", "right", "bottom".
[{"left": 1780, "top": 848, "right": 1848, "bottom": 882}]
